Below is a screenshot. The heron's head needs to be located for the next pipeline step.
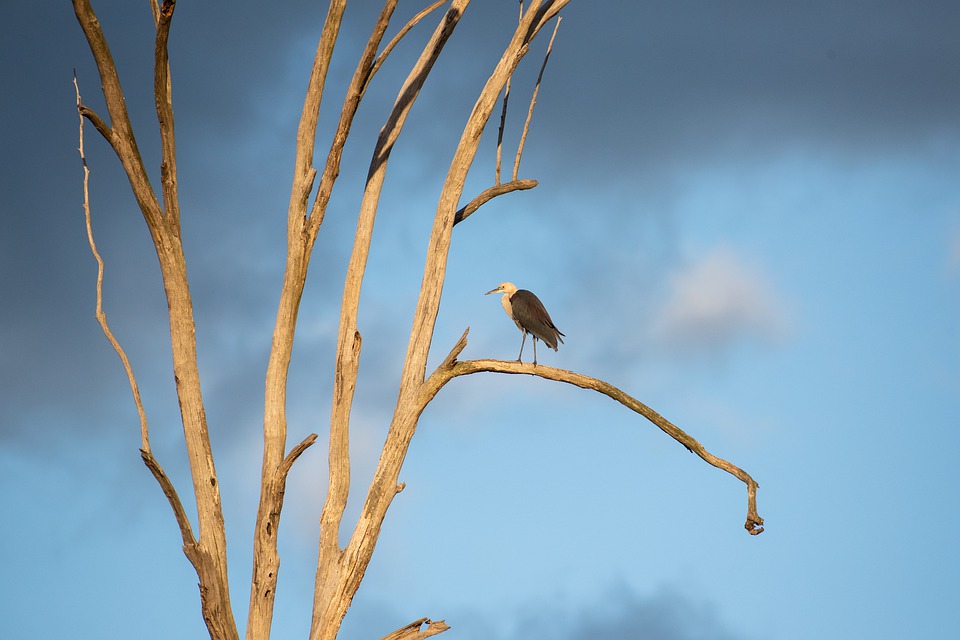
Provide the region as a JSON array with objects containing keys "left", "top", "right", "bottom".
[{"left": 485, "top": 282, "right": 518, "bottom": 296}]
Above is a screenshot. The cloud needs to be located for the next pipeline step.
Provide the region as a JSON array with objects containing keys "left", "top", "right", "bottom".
[
  {"left": 526, "top": 587, "right": 742, "bottom": 640},
  {"left": 484, "top": 586, "right": 742, "bottom": 640},
  {"left": 651, "top": 248, "right": 789, "bottom": 354},
  {"left": 339, "top": 585, "right": 745, "bottom": 640}
]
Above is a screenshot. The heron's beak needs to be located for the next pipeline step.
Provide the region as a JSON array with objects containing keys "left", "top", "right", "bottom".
[{"left": 485, "top": 287, "right": 499, "bottom": 295}]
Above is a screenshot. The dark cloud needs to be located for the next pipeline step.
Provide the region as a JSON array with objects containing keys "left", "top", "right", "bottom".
[
  {"left": 4, "top": 1, "right": 957, "bottom": 436},
  {"left": 516, "top": 588, "right": 742, "bottom": 640},
  {"left": 531, "top": 1, "right": 960, "bottom": 180},
  {"left": 339, "top": 586, "right": 744, "bottom": 640}
]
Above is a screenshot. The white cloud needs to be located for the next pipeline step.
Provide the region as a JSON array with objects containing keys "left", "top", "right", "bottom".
[{"left": 651, "top": 247, "right": 789, "bottom": 353}]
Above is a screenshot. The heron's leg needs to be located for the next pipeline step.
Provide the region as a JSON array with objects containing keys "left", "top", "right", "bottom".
[
  {"left": 532, "top": 337, "right": 538, "bottom": 365},
  {"left": 517, "top": 331, "right": 527, "bottom": 362}
]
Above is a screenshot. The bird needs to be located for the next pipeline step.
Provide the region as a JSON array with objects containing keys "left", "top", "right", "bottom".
[{"left": 486, "top": 282, "right": 564, "bottom": 365}]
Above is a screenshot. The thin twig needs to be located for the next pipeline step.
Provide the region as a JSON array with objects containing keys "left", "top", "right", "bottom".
[
  {"left": 514, "top": 16, "right": 560, "bottom": 180},
  {"left": 495, "top": 78, "right": 510, "bottom": 185},
  {"left": 74, "top": 72, "right": 151, "bottom": 454}
]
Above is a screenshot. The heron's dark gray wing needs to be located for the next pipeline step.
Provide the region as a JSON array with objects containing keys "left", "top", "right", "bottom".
[{"left": 511, "top": 289, "right": 563, "bottom": 350}]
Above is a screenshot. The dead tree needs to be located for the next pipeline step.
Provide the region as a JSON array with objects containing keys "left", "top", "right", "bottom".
[{"left": 71, "top": 1, "right": 763, "bottom": 640}]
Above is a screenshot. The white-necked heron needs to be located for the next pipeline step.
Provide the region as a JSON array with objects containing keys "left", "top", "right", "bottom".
[{"left": 486, "top": 282, "right": 564, "bottom": 365}]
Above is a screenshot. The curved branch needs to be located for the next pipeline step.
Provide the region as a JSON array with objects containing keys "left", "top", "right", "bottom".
[
  {"left": 421, "top": 335, "right": 764, "bottom": 535},
  {"left": 453, "top": 179, "right": 538, "bottom": 225},
  {"left": 77, "top": 103, "right": 112, "bottom": 142},
  {"left": 281, "top": 432, "right": 319, "bottom": 479},
  {"left": 75, "top": 74, "right": 151, "bottom": 454}
]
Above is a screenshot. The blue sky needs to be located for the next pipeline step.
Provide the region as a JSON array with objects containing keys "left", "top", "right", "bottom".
[{"left": 2, "top": 1, "right": 959, "bottom": 639}]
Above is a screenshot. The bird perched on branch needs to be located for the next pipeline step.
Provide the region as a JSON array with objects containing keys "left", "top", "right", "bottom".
[{"left": 486, "top": 282, "right": 564, "bottom": 365}]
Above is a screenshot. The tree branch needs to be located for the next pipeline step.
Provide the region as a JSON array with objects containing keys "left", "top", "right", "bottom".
[
  {"left": 399, "top": 0, "right": 568, "bottom": 394},
  {"left": 281, "top": 432, "right": 319, "bottom": 479},
  {"left": 252, "top": 5, "right": 351, "bottom": 639},
  {"left": 307, "top": 0, "right": 399, "bottom": 233},
  {"left": 366, "top": 0, "right": 449, "bottom": 95},
  {"left": 453, "top": 179, "right": 538, "bottom": 225},
  {"left": 141, "top": 449, "right": 197, "bottom": 547},
  {"left": 495, "top": 1, "right": 523, "bottom": 185},
  {"left": 380, "top": 618, "right": 451, "bottom": 640},
  {"left": 77, "top": 103, "right": 113, "bottom": 142},
  {"left": 421, "top": 346, "right": 765, "bottom": 535},
  {"left": 154, "top": 0, "right": 180, "bottom": 226},
  {"left": 72, "top": 0, "right": 163, "bottom": 229},
  {"left": 75, "top": 73, "right": 151, "bottom": 454}
]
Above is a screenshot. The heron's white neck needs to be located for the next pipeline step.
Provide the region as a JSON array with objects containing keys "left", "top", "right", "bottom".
[
  {"left": 499, "top": 292, "right": 523, "bottom": 331},
  {"left": 500, "top": 292, "right": 513, "bottom": 318}
]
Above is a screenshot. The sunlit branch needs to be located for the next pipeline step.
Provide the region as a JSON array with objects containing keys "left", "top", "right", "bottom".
[
  {"left": 453, "top": 179, "right": 539, "bottom": 225},
  {"left": 422, "top": 329, "right": 765, "bottom": 535},
  {"left": 380, "top": 618, "right": 451, "bottom": 640},
  {"left": 154, "top": 0, "right": 180, "bottom": 225},
  {"left": 495, "top": 1, "right": 524, "bottom": 184},
  {"left": 74, "top": 73, "right": 151, "bottom": 454},
  {"left": 366, "top": 0, "right": 449, "bottom": 95}
]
